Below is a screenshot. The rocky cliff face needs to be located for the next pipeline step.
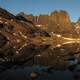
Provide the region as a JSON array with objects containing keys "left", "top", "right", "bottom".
[
  {"left": 17, "top": 10, "right": 76, "bottom": 35},
  {"left": 16, "top": 13, "right": 50, "bottom": 30},
  {"left": 48, "top": 10, "right": 74, "bottom": 34}
]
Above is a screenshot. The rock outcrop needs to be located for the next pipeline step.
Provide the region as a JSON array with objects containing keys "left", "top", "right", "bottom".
[{"left": 0, "top": 8, "right": 50, "bottom": 64}]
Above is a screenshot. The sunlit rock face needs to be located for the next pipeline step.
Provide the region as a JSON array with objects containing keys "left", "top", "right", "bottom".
[
  {"left": 48, "top": 10, "right": 74, "bottom": 34},
  {"left": 16, "top": 13, "right": 50, "bottom": 31},
  {"left": 17, "top": 12, "right": 50, "bottom": 25}
]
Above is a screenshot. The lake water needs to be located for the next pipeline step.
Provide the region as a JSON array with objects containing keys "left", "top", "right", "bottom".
[{"left": 0, "top": 65, "right": 80, "bottom": 80}]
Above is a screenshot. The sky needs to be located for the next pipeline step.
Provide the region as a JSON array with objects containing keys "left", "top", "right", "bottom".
[{"left": 0, "top": 0, "right": 80, "bottom": 22}]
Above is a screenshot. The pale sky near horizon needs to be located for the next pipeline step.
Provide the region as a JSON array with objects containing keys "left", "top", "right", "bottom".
[{"left": 0, "top": 0, "right": 80, "bottom": 22}]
